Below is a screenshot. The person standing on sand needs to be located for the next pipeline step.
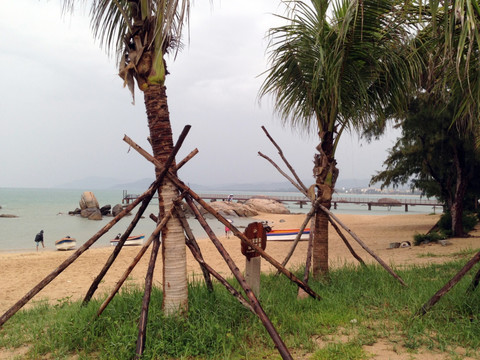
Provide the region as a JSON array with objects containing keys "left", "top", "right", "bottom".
[{"left": 35, "top": 230, "right": 44, "bottom": 251}]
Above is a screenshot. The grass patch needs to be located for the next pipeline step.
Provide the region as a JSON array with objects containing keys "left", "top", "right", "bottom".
[{"left": 1, "top": 261, "right": 480, "bottom": 359}]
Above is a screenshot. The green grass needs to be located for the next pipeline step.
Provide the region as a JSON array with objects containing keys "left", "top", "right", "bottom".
[{"left": 2, "top": 261, "right": 480, "bottom": 359}]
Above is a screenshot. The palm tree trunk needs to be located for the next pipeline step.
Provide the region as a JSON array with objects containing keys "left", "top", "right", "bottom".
[
  {"left": 312, "top": 133, "right": 338, "bottom": 279},
  {"left": 144, "top": 84, "right": 188, "bottom": 315}
]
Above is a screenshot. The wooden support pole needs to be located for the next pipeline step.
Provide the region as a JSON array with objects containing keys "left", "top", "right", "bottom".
[
  {"left": 261, "top": 126, "right": 309, "bottom": 192},
  {"left": 0, "top": 184, "right": 158, "bottom": 327},
  {"left": 417, "top": 251, "right": 480, "bottom": 316},
  {"left": 83, "top": 190, "right": 155, "bottom": 305},
  {"left": 328, "top": 218, "right": 366, "bottom": 267},
  {"left": 123, "top": 135, "right": 322, "bottom": 301},
  {"left": 155, "top": 205, "right": 252, "bottom": 311},
  {"left": 84, "top": 125, "right": 191, "bottom": 305},
  {"left": 318, "top": 204, "right": 407, "bottom": 287},
  {"left": 135, "top": 232, "right": 161, "bottom": 359},
  {"left": 186, "top": 197, "right": 293, "bottom": 360},
  {"left": 185, "top": 238, "right": 254, "bottom": 313},
  {"left": 96, "top": 207, "right": 175, "bottom": 317},
  {"left": 154, "top": 202, "right": 213, "bottom": 292},
  {"left": 280, "top": 197, "right": 322, "bottom": 269}
]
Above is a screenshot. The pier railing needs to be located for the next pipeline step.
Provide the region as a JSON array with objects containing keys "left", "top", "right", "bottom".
[{"left": 122, "top": 190, "right": 443, "bottom": 212}]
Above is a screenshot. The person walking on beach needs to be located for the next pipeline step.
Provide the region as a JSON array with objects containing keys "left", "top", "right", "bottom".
[{"left": 35, "top": 230, "right": 44, "bottom": 251}]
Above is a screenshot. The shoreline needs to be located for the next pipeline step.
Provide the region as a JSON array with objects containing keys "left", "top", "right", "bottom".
[{"left": 1, "top": 212, "right": 479, "bottom": 315}]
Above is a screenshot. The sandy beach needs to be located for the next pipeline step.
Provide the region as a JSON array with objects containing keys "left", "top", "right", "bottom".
[{"left": 2, "top": 212, "right": 479, "bottom": 316}]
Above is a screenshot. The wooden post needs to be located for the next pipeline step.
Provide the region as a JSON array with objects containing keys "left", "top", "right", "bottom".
[
  {"left": 245, "top": 257, "right": 261, "bottom": 295},
  {"left": 242, "top": 222, "right": 267, "bottom": 296}
]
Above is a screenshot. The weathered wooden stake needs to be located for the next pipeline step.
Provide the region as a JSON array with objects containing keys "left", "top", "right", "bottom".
[
  {"left": 171, "top": 203, "right": 213, "bottom": 291},
  {"left": 319, "top": 204, "right": 407, "bottom": 287},
  {"left": 417, "top": 251, "right": 480, "bottom": 316},
  {"left": 186, "top": 197, "right": 293, "bottom": 360},
  {"left": 96, "top": 206, "right": 175, "bottom": 317},
  {"left": 135, "top": 233, "right": 161, "bottom": 359},
  {"left": 85, "top": 125, "right": 190, "bottom": 307},
  {"left": 328, "top": 217, "right": 366, "bottom": 267},
  {"left": 245, "top": 257, "right": 261, "bottom": 295}
]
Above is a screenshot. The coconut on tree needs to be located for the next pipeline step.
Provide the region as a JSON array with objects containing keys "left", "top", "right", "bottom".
[
  {"left": 62, "top": 0, "right": 190, "bottom": 314},
  {"left": 259, "top": 0, "right": 419, "bottom": 278}
]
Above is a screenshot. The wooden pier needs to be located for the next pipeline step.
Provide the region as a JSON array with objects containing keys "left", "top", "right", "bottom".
[{"left": 122, "top": 191, "right": 443, "bottom": 212}]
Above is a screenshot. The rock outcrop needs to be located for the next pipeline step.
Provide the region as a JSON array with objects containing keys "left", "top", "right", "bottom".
[
  {"left": 80, "top": 191, "right": 99, "bottom": 210},
  {"left": 112, "top": 204, "right": 123, "bottom": 216},
  {"left": 79, "top": 191, "right": 102, "bottom": 220},
  {"left": 192, "top": 197, "right": 290, "bottom": 218}
]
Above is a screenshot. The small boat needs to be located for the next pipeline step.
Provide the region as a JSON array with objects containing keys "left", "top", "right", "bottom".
[
  {"left": 110, "top": 234, "right": 145, "bottom": 247},
  {"left": 55, "top": 237, "right": 76, "bottom": 251},
  {"left": 266, "top": 228, "right": 310, "bottom": 241}
]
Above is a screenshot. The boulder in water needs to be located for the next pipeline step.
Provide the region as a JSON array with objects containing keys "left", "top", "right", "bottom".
[
  {"left": 79, "top": 191, "right": 99, "bottom": 210},
  {"left": 112, "top": 204, "right": 123, "bottom": 216},
  {"left": 81, "top": 208, "right": 102, "bottom": 220}
]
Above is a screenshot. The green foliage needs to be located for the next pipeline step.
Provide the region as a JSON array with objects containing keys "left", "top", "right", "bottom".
[
  {"left": 438, "top": 212, "right": 479, "bottom": 234},
  {"left": 413, "top": 212, "right": 478, "bottom": 244},
  {"left": 413, "top": 231, "right": 447, "bottom": 246},
  {"left": 3, "top": 263, "right": 480, "bottom": 359}
]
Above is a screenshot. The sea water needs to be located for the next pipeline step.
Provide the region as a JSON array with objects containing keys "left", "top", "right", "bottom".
[{"left": 0, "top": 188, "right": 439, "bottom": 252}]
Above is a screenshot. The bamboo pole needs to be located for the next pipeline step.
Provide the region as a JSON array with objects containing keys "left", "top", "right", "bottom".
[
  {"left": 186, "top": 197, "right": 293, "bottom": 360},
  {"left": 96, "top": 207, "right": 175, "bottom": 317},
  {"left": 417, "top": 251, "right": 480, "bottom": 316},
  {"left": 0, "top": 183, "right": 160, "bottom": 327},
  {"left": 123, "top": 135, "right": 322, "bottom": 301},
  {"left": 83, "top": 125, "right": 192, "bottom": 305}
]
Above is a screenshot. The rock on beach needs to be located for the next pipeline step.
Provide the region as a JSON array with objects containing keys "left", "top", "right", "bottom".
[{"left": 200, "top": 198, "right": 290, "bottom": 218}]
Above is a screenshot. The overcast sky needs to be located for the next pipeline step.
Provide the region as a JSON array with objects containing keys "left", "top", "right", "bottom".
[{"left": 0, "top": 0, "right": 400, "bottom": 189}]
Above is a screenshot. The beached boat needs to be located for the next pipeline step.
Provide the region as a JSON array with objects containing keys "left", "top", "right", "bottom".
[
  {"left": 110, "top": 234, "right": 145, "bottom": 247},
  {"left": 55, "top": 237, "right": 76, "bottom": 251},
  {"left": 266, "top": 228, "right": 310, "bottom": 241}
]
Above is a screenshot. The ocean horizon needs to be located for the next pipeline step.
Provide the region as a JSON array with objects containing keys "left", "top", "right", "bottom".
[{"left": 0, "top": 187, "right": 440, "bottom": 252}]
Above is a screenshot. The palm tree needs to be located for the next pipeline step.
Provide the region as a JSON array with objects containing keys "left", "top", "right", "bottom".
[
  {"left": 62, "top": 0, "right": 190, "bottom": 314},
  {"left": 259, "top": 0, "right": 418, "bottom": 278}
]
